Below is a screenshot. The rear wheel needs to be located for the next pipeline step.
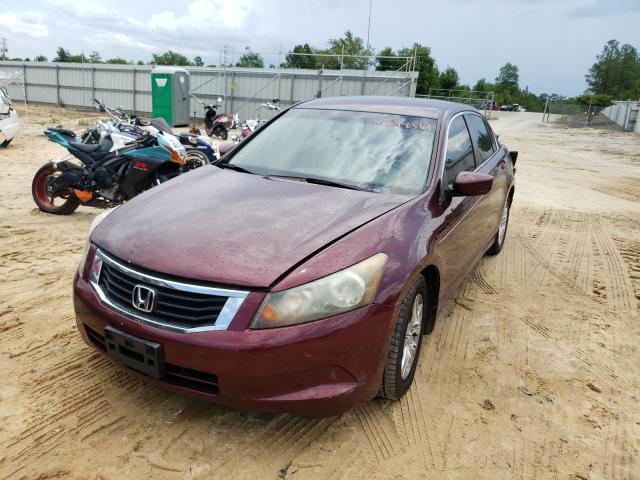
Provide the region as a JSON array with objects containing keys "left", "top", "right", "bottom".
[
  {"left": 31, "top": 163, "right": 80, "bottom": 215},
  {"left": 213, "top": 126, "right": 228, "bottom": 140},
  {"left": 379, "top": 276, "right": 427, "bottom": 400},
  {"left": 1, "top": 139, "right": 11, "bottom": 148},
  {"left": 487, "top": 200, "right": 510, "bottom": 255}
]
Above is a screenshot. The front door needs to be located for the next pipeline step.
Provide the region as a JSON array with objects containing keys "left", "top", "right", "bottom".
[
  {"left": 435, "top": 114, "right": 483, "bottom": 297},
  {"left": 465, "top": 113, "right": 507, "bottom": 249}
]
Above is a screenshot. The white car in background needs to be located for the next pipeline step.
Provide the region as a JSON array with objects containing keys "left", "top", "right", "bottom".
[{"left": 0, "top": 87, "right": 20, "bottom": 147}]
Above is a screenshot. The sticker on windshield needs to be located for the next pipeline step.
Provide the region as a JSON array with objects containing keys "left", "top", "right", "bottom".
[{"left": 368, "top": 118, "right": 433, "bottom": 131}]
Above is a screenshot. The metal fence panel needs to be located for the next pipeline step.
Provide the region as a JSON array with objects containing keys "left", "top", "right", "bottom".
[
  {"left": 28, "top": 65, "right": 56, "bottom": 85},
  {"left": 0, "top": 61, "right": 418, "bottom": 121}
]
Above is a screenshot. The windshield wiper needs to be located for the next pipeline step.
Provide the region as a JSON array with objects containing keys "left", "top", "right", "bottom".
[
  {"left": 217, "top": 163, "right": 255, "bottom": 174},
  {"left": 304, "top": 177, "right": 370, "bottom": 191},
  {"left": 267, "top": 174, "right": 370, "bottom": 192}
]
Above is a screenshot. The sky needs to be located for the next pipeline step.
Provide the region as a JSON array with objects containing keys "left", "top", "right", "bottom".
[{"left": 0, "top": 0, "right": 638, "bottom": 97}]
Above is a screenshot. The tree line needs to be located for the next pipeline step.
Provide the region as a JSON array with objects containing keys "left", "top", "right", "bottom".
[{"left": 2, "top": 34, "right": 637, "bottom": 111}]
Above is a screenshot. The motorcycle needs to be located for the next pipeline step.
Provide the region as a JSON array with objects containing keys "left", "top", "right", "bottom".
[
  {"left": 0, "top": 86, "right": 20, "bottom": 148},
  {"left": 32, "top": 122, "right": 187, "bottom": 215},
  {"left": 240, "top": 100, "right": 281, "bottom": 139},
  {"left": 192, "top": 94, "right": 232, "bottom": 140},
  {"left": 83, "top": 99, "right": 216, "bottom": 169},
  {"left": 131, "top": 115, "right": 215, "bottom": 170}
]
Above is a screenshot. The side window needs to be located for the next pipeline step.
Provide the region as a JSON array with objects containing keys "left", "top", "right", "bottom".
[
  {"left": 444, "top": 116, "right": 475, "bottom": 187},
  {"left": 466, "top": 114, "right": 496, "bottom": 164}
]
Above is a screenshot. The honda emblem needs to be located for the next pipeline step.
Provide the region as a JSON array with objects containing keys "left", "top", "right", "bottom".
[{"left": 131, "top": 285, "right": 156, "bottom": 312}]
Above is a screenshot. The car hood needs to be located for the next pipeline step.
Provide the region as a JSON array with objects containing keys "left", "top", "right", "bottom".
[{"left": 93, "top": 167, "right": 409, "bottom": 288}]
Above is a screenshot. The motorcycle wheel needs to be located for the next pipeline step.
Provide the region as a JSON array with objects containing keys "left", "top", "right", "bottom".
[
  {"left": 184, "top": 150, "right": 210, "bottom": 171},
  {"left": 32, "top": 162, "right": 80, "bottom": 215},
  {"left": 213, "top": 126, "right": 228, "bottom": 140},
  {"left": 81, "top": 131, "right": 98, "bottom": 144}
]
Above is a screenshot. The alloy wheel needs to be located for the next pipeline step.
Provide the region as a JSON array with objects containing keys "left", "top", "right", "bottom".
[
  {"left": 498, "top": 203, "right": 509, "bottom": 245},
  {"left": 401, "top": 293, "right": 423, "bottom": 380}
]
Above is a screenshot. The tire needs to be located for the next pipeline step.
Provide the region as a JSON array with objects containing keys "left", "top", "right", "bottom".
[
  {"left": 213, "top": 126, "right": 228, "bottom": 140},
  {"left": 379, "top": 275, "right": 428, "bottom": 400},
  {"left": 487, "top": 199, "right": 510, "bottom": 256},
  {"left": 1, "top": 139, "right": 11, "bottom": 148},
  {"left": 184, "top": 150, "right": 210, "bottom": 171},
  {"left": 31, "top": 162, "right": 80, "bottom": 215}
]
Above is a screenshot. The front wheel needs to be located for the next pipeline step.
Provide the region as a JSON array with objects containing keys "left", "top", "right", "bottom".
[
  {"left": 184, "top": 150, "right": 210, "bottom": 171},
  {"left": 32, "top": 163, "right": 80, "bottom": 215},
  {"left": 487, "top": 200, "right": 510, "bottom": 255},
  {"left": 379, "top": 276, "right": 427, "bottom": 400}
]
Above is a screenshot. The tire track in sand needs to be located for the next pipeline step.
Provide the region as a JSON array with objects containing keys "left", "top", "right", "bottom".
[
  {"left": 194, "top": 414, "right": 340, "bottom": 479},
  {"left": 591, "top": 218, "right": 635, "bottom": 313},
  {"left": 520, "top": 315, "right": 636, "bottom": 392}
]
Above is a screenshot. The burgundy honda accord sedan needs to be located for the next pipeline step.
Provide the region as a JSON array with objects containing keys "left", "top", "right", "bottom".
[{"left": 73, "top": 97, "right": 516, "bottom": 417}]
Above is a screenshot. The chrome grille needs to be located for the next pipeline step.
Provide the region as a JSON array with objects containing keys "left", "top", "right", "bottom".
[{"left": 90, "top": 249, "right": 248, "bottom": 333}]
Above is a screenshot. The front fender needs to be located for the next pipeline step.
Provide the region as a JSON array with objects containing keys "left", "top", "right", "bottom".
[{"left": 270, "top": 193, "right": 439, "bottom": 311}]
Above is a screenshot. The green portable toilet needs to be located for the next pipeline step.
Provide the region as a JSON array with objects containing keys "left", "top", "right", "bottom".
[{"left": 151, "top": 67, "right": 190, "bottom": 127}]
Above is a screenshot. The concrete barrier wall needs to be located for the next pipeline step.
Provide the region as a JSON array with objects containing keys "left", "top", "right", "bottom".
[{"left": 601, "top": 100, "right": 639, "bottom": 132}]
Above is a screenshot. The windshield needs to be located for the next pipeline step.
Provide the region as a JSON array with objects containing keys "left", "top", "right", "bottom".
[{"left": 227, "top": 108, "right": 437, "bottom": 195}]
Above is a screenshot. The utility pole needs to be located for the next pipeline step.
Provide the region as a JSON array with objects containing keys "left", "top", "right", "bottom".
[
  {"left": 0, "top": 38, "right": 7, "bottom": 59},
  {"left": 366, "top": 0, "right": 373, "bottom": 71}
]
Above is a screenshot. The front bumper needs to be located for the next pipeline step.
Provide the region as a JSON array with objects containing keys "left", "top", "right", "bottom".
[{"left": 74, "top": 272, "right": 395, "bottom": 417}]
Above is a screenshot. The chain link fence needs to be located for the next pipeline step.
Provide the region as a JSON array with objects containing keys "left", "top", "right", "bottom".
[
  {"left": 541, "top": 101, "right": 623, "bottom": 130},
  {"left": 416, "top": 89, "right": 496, "bottom": 118}
]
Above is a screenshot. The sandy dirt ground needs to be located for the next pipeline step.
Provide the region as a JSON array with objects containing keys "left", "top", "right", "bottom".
[{"left": 0, "top": 105, "right": 639, "bottom": 480}]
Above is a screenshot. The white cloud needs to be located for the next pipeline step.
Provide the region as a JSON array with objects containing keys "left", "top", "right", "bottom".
[
  {"left": 45, "top": 0, "right": 112, "bottom": 18},
  {"left": 40, "top": 0, "right": 260, "bottom": 57},
  {"left": 0, "top": 12, "right": 48, "bottom": 38},
  {"left": 3, "top": 0, "right": 638, "bottom": 95}
]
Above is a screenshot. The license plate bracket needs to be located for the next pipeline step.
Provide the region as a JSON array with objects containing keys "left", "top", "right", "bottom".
[{"left": 104, "top": 326, "right": 165, "bottom": 378}]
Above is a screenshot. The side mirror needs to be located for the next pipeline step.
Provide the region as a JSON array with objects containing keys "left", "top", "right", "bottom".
[
  {"left": 218, "top": 142, "right": 236, "bottom": 156},
  {"left": 448, "top": 172, "right": 493, "bottom": 197}
]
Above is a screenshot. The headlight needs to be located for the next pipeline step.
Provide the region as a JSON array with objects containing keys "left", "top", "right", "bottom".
[
  {"left": 78, "top": 208, "right": 115, "bottom": 275},
  {"left": 251, "top": 253, "right": 388, "bottom": 329}
]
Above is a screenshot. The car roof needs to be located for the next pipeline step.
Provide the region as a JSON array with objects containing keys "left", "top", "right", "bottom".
[{"left": 294, "top": 96, "right": 475, "bottom": 119}]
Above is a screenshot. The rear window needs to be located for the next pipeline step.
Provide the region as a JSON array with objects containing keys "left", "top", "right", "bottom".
[{"left": 229, "top": 108, "right": 438, "bottom": 195}]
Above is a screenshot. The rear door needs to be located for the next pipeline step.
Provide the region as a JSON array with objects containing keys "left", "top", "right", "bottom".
[{"left": 464, "top": 113, "right": 507, "bottom": 248}]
